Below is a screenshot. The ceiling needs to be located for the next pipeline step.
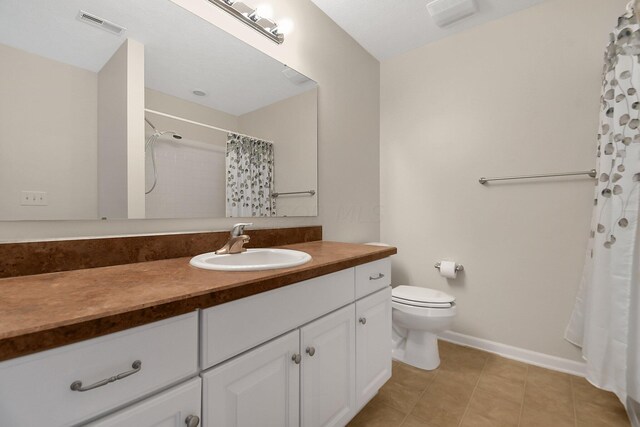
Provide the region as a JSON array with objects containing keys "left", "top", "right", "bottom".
[
  {"left": 0, "top": 0, "right": 316, "bottom": 115},
  {"left": 310, "top": 0, "right": 546, "bottom": 61}
]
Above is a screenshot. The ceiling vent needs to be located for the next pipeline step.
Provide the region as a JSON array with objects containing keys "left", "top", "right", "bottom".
[
  {"left": 76, "top": 10, "right": 126, "bottom": 36},
  {"left": 426, "top": 0, "right": 477, "bottom": 27}
]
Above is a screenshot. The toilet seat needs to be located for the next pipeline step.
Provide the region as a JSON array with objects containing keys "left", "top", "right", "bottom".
[
  {"left": 392, "top": 298, "right": 452, "bottom": 308},
  {"left": 392, "top": 286, "right": 455, "bottom": 308}
]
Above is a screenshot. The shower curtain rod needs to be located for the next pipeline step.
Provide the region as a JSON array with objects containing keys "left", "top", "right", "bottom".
[{"left": 144, "top": 109, "right": 273, "bottom": 142}]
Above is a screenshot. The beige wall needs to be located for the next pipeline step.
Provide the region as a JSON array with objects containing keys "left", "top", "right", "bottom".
[
  {"left": 0, "top": 43, "right": 97, "bottom": 220},
  {"left": 239, "top": 89, "right": 318, "bottom": 217},
  {"left": 380, "top": 0, "right": 627, "bottom": 361},
  {"left": 0, "top": 0, "right": 380, "bottom": 243}
]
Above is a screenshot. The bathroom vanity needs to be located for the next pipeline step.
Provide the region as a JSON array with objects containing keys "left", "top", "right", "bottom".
[{"left": 0, "top": 240, "right": 395, "bottom": 427}]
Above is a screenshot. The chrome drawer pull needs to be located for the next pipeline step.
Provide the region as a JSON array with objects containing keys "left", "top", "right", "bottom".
[
  {"left": 306, "top": 346, "right": 316, "bottom": 357},
  {"left": 359, "top": 317, "right": 367, "bottom": 325},
  {"left": 292, "top": 353, "right": 302, "bottom": 364},
  {"left": 369, "top": 273, "right": 385, "bottom": 280},
  {"left": 70, "top": 360, "right": 142, "bottom": 392}
]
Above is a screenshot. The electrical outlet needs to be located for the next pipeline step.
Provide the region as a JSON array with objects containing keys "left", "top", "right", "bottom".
[{"left": 21, "top": 191, "right": 48, "bottom": 206}]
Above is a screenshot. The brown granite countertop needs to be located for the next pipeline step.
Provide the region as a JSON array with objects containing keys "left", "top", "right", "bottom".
[{"left": 0, "top": 241, "right": 396, "bottom": 362}]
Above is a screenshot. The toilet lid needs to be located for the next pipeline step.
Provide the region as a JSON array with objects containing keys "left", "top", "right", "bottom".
[{"left": 392, "top": 285, "right": 455, "bottom": 304}]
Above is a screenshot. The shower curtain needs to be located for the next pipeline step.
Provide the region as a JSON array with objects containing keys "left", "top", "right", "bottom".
[
  {"left": 225, "top": 133, "right": 275, "bottom": 217},
  {"left": 565, "top": 6, "right": 640, "bottom": 421}
]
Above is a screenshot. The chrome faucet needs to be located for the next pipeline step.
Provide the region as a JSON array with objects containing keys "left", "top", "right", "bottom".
[{"left": 215, "top": 223, "right": 253, "bottom": 255}]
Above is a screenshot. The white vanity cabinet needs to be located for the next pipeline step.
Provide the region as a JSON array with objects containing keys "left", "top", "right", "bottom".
[
  {"left": 0, "top": 257, "right": 392, "bottom": 427},
  {"left": 200, "top": 258, "right": 392, "bottom": 427},
  {"left": 202, "top": 305, "right": 357, "bottom": 427}
]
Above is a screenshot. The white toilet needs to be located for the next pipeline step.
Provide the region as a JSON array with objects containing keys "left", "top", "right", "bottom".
[{"left": 391, "top": 285, "right": 456, "bottom": 370}]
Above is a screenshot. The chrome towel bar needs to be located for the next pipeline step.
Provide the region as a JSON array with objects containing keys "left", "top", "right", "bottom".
[
  {"left": 272, "top": 190, "right": 316, "bottom": 198},
  {"left": 479, "top": 169, "right": 596, "bottom": 185}
]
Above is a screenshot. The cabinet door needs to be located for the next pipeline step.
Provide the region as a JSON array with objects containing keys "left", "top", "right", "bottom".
[
  {"left": 202, "top": 330, "right": 300, "bottom": 427},
  {"left": 86, "top": 377, "right": 201, "bottom": 427},
  {"left": 301, "top": 304, "right": 356, "bottom": 427},
  {"left": 356, "top": 287, "right": 392, "bottom": 409}
]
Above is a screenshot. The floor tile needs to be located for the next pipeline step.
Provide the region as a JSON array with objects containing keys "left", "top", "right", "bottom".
[
  {"left": 347, "top": 399, "right": 406, "bottom": 427},
  {"left": 571, "top": 376, "right": 629, "bottom": 426},
  {"left": 460, "top": 388, "right": 521, "bottom": 427},
  {"left": 475, "top": 371, "right": 525, "bottom": 405},
  {"left": 438, "top": 340, "right": 462, "bottom": 359},
  {"left": 371, "top": 380, "right": 422, "bottom": 414},
  {"left": 519, "top": 403, "right": 575, "bottom": 427},
  {"left": 390, "top": 360, "right": 437, "bottom": 393},
  {"left": 572, "top": 376, "right": 623, "bottom": 407},
  {"left": 410, "top": 375, "right": 475, "bottom": 427},
  {"left": 482, "top": 354, "right": 528, "bottom": 382},
  {"left": 401, "top": 414, "right": 430, "bottom": 427},
  {"left": 526, "top": 365, "right": 572, "bottom": 394},
  {"left": 523, "top": 382, "right": 574, "bottom": 419},
  {"left": 351, "top": 342, "right": 632, "bottom": 427},
  {"left": 575, "top": 400, "right": 630, "bottom": 427}
]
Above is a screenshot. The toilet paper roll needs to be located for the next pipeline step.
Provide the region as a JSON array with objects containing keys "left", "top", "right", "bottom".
[{"left": 439, "top": 261, "right": 457, "bottom": 279}]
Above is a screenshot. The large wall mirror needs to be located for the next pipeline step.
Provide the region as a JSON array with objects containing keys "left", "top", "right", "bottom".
[{"left": 0, "top": 0, "right": 318, "bottom": 221}]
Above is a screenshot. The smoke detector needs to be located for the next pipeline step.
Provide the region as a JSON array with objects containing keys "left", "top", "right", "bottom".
[
  {"left": 426, "top": 0, "right": 477, "bottom": 27},
  {"left": 76, "top": 10, "right": 126, "bottom": 36}
]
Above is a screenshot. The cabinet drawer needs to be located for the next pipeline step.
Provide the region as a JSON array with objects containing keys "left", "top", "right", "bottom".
[
  {"left": 86, "top": 378, "right": 202, "bottom": 427},
  {"left": 355, "top": 258, "right": 391, "bottom": 299},
  {"left": 0, "top": 312, "right": 198, "bottom": 427},
  {"left": 201, "top": 268, "right": 355, "bottom": 368}
]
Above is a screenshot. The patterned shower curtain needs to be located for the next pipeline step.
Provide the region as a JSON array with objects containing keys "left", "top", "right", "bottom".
[
  {"left": 565, "top": 7, "right": 640, "bottom": 417},
  {"left": 225, "top": 133, "right": 275, "bottom": 217}
]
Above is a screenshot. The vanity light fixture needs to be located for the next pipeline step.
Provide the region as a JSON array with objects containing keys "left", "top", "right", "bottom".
[{"left": 207, "top": 0, "right": 285, "bottom": 44}]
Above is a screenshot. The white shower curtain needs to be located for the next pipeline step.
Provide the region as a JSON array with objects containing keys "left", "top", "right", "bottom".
[
  {"left": 225, "top": 133, "right": 275, "bottom": 217},
  {"left": 565, "top": 6, "right": 640, "bottom": 421}
]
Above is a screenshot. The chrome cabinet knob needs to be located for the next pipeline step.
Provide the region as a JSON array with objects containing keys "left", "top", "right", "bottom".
[
  {"left": 359, "top": 317, "right": 367, "bottom": 325},
  {"left": 306, "top": 346, "right": 316, "bottom": 357},
  {"left": 185, "top": 414, "right": 200, "bottom": 427},
  {"left": 292, "top": 353, "right": 302, "bottom": 364}
]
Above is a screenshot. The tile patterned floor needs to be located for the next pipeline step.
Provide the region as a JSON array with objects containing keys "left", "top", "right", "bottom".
[{"left": 348, "top": 341, "right": 630, "bottom": 427}]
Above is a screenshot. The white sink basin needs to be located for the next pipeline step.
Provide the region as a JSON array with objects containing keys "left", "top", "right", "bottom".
[{"left": 190, "top": 248, "right": 312, "bottom": 271}]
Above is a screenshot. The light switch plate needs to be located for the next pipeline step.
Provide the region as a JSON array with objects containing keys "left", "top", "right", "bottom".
[{"left": 21, "top": 191, "right": 48, "bottom": 206}]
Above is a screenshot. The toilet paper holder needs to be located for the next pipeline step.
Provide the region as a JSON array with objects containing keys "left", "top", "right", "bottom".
[{"left": 434, "top": 262, "right": 464, "bottom": 272}]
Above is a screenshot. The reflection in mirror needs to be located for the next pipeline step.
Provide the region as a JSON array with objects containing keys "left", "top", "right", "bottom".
[{"left": 0, "top": 0, "right": 317, "bottom": 221}]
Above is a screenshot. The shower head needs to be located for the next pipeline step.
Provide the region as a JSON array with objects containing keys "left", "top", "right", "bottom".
[
  {"left": 145, "top": 117, "right": 182, "bottom": 140},
  {"left": 155, "top": 130, "right": 183, "bottom": 140}
]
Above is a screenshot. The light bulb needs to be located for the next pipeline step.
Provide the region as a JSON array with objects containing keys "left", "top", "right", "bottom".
[
  {"left": 255, "top": 4, "right": 274, "bottom": 19},
  {"left": 276, "top": 18, "right": 293, "bottom": 35}
]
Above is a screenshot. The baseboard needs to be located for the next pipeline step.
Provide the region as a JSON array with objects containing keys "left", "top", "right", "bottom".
[{"left": 439, "top": 330, "right": 586, "bottom": 377}]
